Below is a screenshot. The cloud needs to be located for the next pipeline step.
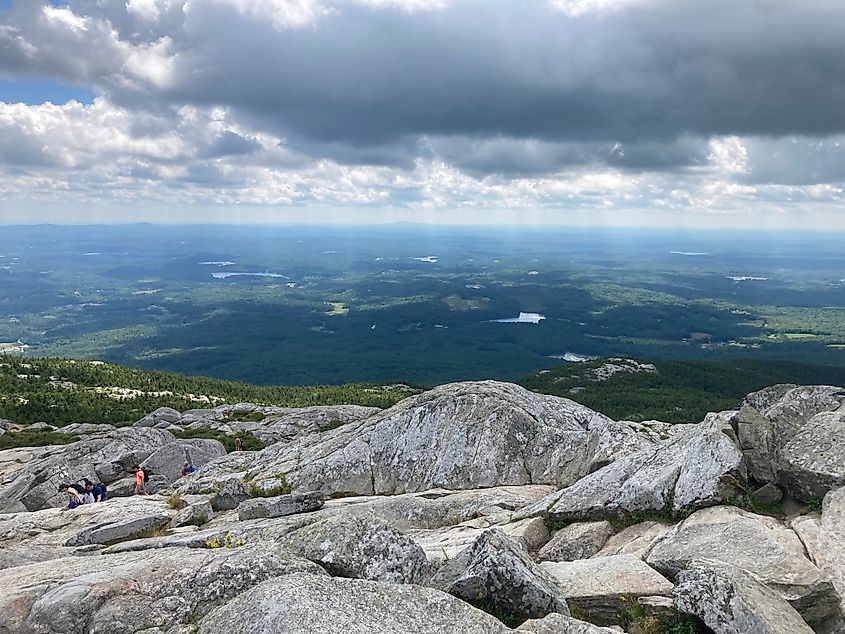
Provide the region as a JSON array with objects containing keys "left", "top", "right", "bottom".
[{"left": 0, "top": 0, "right": 844, "bottom": 225}]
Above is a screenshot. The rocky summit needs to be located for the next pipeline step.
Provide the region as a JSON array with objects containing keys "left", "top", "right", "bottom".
[{"left": 0, "top": 379, "right": 844, "bottom": 633}]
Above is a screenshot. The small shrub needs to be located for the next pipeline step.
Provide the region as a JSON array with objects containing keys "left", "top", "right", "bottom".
[
  {"left": 190, "top": 513, "right": 209, "bottom": 527},
  {"left": 808, "top": 497, "right": 824, "bottom": 513},
  {"left": 618, "top": 596, "right": 704, "bottom": 634},
  {"left": 166, "top": 493, "right": 183, "bottom": 510},
  {"left": 322, "top": 419, "right": 346, "bottom": 432},
  {"left": 248, "top": 473, "right": 291, "bottom": 498},
  {"left": 543, "top": 517, "right": 569, "bottom": 532},
  {"left": 204, "top": 532, "right": 245, "bottom": 549}
]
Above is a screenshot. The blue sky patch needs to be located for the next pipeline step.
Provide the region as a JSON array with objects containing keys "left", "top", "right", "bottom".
[{"left": 0, "top": 77, "right": 96, "bottom": 105}]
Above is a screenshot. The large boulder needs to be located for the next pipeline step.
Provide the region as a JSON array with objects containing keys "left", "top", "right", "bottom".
[
  {"left": 539, "top": 554, "right": 673, "bottom": 624},
  {"left": 430, "top": 529, "right": 570, "bottom": 626},
  {"left": 646, "top": 505, "right": 840, "bottom": 627},
  {"left": 516, "top": 412, "right": 746, "bottom": 522},
  {"left": 210, "top": 477, "right": 251, "bottom": 511},
  {"left": 171, "top": 499, "right": 214, "bottom": 528},
  {"left": 0, "top": 497, "right": 176, "bottom": 569},
  {"left": 237, "top": 491, "right": 325, "bottom": 520},
  {"left": 139, "top": 438, "right": 227, "bottom": 483},
  {"left": 673, "top": 559, "right": 815, "bottom": 634},
  {"left": 134, "top": 406, "right": 182, "bottom": 427},
  {"left": 275, "top": 514, "right": 429, "bottom": 584},
  {"left": 776, "top": 411, "right": 845, "bottom": 502},
  {"left": 791, "top": 486, "right": 845, "bottom": 622},
  {"left": 0, "top": 544, "right": 323, "bottom": 634},
  {"left": 198, "top": 572, "right": 512, "bottom": 634},
  {"left": 737, "top": 384, "right": 845, "bottom": 485},
  {"left": 538, "top": 521, "right": 614, "bottom": 562},
  {"left": 184, "top": 381, "right": 648, "bottom": 497},
  {"left": 0, "top": 428, "right": 176, "bottom": 512}
]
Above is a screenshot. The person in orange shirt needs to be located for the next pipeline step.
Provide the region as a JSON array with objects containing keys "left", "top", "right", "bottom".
[{"left": 132, "top": 464, "right": 148, "bottom": 496}]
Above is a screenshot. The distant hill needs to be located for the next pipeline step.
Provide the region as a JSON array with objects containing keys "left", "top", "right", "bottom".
[
  {"left": 0, "top": 357, "right": 416, "bottom": 426},
  {"left": 517, "top": 357, "right": 845, "bottom": 423}
]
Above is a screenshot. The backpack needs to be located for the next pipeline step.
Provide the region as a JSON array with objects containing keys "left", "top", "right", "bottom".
[
  {"left": 142, "top": 468, "right": 152, "bottom": 483},
  {"left": 71, "top": 483, "right": 85, "bottom": 494}
]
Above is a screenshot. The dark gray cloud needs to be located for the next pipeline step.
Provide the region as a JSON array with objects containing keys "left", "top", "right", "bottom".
[
  {"left": 156, "top": 0, "right": 845, "bottom": 158},
  {"left": 1, "top": 0, "right": 844, "bottom": 219},
  {"left": 4, "top": 0, "right": 844, "bottom": 174}
]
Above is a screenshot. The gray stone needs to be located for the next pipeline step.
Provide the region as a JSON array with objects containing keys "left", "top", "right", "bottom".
[
  {"left": 503, "top": 517, "right": 551, "bottom": 553},
  {"left": 0, "top": 544, "right": 323, "bottom": 634},
  {"left": 430, "top": 529, "right": 570, "bottom": 625},
  {"left": 237, "top": 491, "right": 324, "bottom": 520},
  {"left": 0, "top": 497, "right": 175, "bottom": 570},
  {"left": 171, "top": 500, "right": 213, "bottom": 528},
  {"left": 538, "top": 521, "right": 614, "bottom": 562},
  {"left": 27, "top": 422, "right": 56, "bottom": 431},
  {"left": 517, "top": 613, "right": 621, "bottom": 633},
  {"left": 276, "top": 514, "right": 428, "bottom": 584},
  {"left": 59, "top": 423, "right": 116, "bottom": 436},
  {"left": 198, "top": 572, "right": 512, "bottom": 634},
  {"left": 135, "top": 406, "right": 182, "bottom": 427},
  {"left": 776, "top": 411, "right": 845, "bottom": 502},
  {"left": 539, "top": 554, "right": 673, "bottom": 625},
  {"left": 140, "top": 438, "right": 226, "bottom": 483},
  {"left": 751, "top": 483, "right": 784, "bottom": 506},
  {"left": 791, "top": 486, "right": 845, "bottom": 624},
  {"left": 593, "top": 521, "right": 672, "bottom": 559},
  {"left": 184, "top": 381, "right": 648, "bottom": 497},
  {"left": 737, "top": 384, "right": 845, "bottom": 484},
  {"left": 408, "top": 514, "right": 551, "bottom": 565},
  {"left": 64, "top": 509, "right": 172, "bottom": 546},
  {"left": 517, "top": 412, "right": 746, "bottom": 522},
  {"left": 646, "top": 505, "right": 840, "bottom": 627},
  {"left": 674, "top": 559, "right": 815, "bottom": 634},
  {"left": 210, "top": 478, "right": 250, "bottom": 511}
]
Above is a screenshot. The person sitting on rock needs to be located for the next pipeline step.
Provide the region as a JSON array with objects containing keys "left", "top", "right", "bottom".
[
  {"left": 133, "top": 464, "right": 148, "bottom": 496},
  {"left": 59, "top": 483, "right": 85, "bottom": 509},
  {"left": 84, "top": 478, "right": 107, "bottom": 502},
  {"left": 181, "top": 462, "right": 197, "bottom": 477}
]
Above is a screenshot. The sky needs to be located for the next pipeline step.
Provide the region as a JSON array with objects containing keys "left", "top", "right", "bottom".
[{"left": 0, "top": 0, "right": 844, "bottom": 228}]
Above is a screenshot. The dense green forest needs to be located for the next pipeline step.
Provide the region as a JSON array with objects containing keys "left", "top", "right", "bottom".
[
  {"left": 519, "top": 358, "right": 845, "bottom": 423},
  {"left": 2, "top": 355, "right": 844, "bottom": 429},
  {"left": 2, "top": 225, "right": 845, "bottom": 387},
  {"left": 0, "top": 357, "right": 416, "bottom": 426}
]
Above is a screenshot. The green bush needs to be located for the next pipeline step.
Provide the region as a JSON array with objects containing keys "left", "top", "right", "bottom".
[{"left": 248, "top": 474, "right": 291, "bottom": 498}]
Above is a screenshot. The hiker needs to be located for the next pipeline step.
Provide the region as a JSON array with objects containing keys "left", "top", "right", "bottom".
[
  {"left": 133, "top": 464, "right": 148, "bottom": 496},
  {"left": 234, "top": 436, "right": 243, "bottom": 451},
  {"left": 84, "top": 478, "right": 107, "bottom": 502},
  {"left": 181, "top": 462, "right": 197, "bottom": 477},
  {"left": 59, "top": 483, "right": 85, "bottom": 509}
]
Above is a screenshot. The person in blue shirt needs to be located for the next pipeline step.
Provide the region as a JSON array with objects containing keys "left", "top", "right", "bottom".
[{"left": 83, "top": 478, "right": 107, "bottom": 502}]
